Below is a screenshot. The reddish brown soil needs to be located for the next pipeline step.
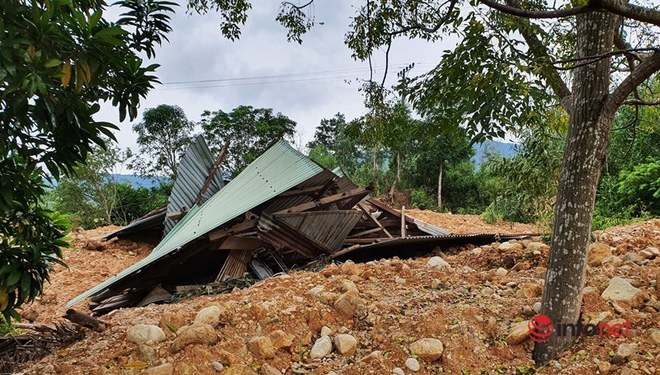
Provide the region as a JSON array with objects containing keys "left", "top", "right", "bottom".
[{"left": 14, "top": 216, "right": 660, "bottom": 375}]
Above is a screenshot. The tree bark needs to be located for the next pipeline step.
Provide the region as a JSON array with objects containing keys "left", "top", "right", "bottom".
[
  {"left": 437, "top": 164, "right": 443, "bottom": 210},
  {"left": 533, "top": 9, "right": 618, "bottom": 364},
  {"left": 388, "top": 152, "right": 400, "bottom": 202}
]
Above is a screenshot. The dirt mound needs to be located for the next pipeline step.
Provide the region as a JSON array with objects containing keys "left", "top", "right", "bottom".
[
  {"left": 407, "top": 209, "right": 543, "bottom": 235},
  {"left": 15, "top": 217, "right": 660, "bottom": 374}
]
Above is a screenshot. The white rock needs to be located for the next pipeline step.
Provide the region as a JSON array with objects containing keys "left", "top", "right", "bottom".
[
  {"left": 427, "top": 256, "right": 451, "bottom": 270},
  {"left": 334, "top": 334, "right": 357, "bottom": 356},
  {"left": 392, "top": 367, "right": 405, "bottom": 375},
  {"left": 194, "top": 305, "right": 224, "bottom": 326},
  {"left": 495, "top": 267, "right": 508, "bottom": 276},
  {"left": 127, "top": 324, "right": 166, "bottom": 345},
  {"left": 320, "top": 326, "right": 333, "bottom": 337},
  {"left": 310, "top": 336, "right": 333, "bottom": 359},
  {"left": 533, "top": 302, "right": 542, "bottom": 313},
  {"left": 409, "top": 338, "right": 444, "bottom": 361},
  {"left": 601, "top": 277, "right": 645, "bottom": 307},
  {"left": 212, "top": 361, "right": 224, "bottom": 372},
  {"left": 405, "top": 358, "right": 421, "bottom": 372},
  {"left": 498, "top": 242, "right": 523, "bottom": 252}
]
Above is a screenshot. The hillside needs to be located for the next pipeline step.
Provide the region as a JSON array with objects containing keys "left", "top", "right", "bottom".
[{"left": 13, "top": 214, "right": 660, "bottom": 375}]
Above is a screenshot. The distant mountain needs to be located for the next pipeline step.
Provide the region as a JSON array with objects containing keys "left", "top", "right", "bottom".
[
  {"left": 114, "top": 174, "right": 164, "bottom": 188},
  {"left": 472, "top": 140, "right": 518, "bottom": 169}
]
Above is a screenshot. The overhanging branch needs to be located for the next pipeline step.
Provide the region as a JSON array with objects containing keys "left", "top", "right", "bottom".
[
  {"left": 597, "top": 0, "right": 660, "bottom": 27},
  {"left": 478, "top": 0, "right": 591, "bottom": 18},
  {"left": 606, "top": 51, "right": 660, "bottom": 113}
]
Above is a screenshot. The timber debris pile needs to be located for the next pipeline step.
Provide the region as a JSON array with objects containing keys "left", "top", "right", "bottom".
[{"left": 67, "top": 138, "right": 530, "bottom": 315}]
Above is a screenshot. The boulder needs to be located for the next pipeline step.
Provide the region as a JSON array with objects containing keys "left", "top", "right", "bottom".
[
  {"left": 506, "top": 321, "right": 530, "bottom": 345},
  {"left": 144, "top": 363, "right": 173, "bottom": 375},
  {"left": 588, "top": 243, "right": 612, "bottom": 265},
  {"left": 247, "top": 336, "right": 276, "bottom": 359},
  {"left": 334, "top": 334, "right": 358, "bottom": 356},
  {"left": 526, "top": 242, "right": 549, "bottom": 252},
  {"left": 622, "top": 252, "right": 644, "bottom": 263},
  {"left": 498, "top": 242, "right": 523, "bottom": 252},
  {"left": 261, "top": 364, "right": 281, "bottom": 375},
  {"left": 611, "top": 343, "right": 637, "bottom": 364},
  {"left": 334, "top": 291, "right": 365, "bottom": 317},
  {"left": 495, "top": 268, "right": 508, "bottom": 276},
  {"left": 194, "top": 305, "right": 226, "bottom": 326},
  {"left": 601, "top": 255, "right": 623, "bottom": 267},
  {"left": 427, "top": 256, "right": 451, "bottom": 270},
  {"left": 127, "top": 324, "right": 166, "bottom": 345},
  {"left": 268, "top": 330, "right": 294, "bottom": 350},
  {"left": 310, "top": 336, "right": 333, "bottom": 359},
  {"left": 409, "top": 338, "right": 444, "bottom": 361},
  {"left": 649, "top": 329, "right": 660, "bottom": 345},
  {"left": 601, "top": 277, "right": 645, "bottom": 307},
  {"left": 171, "top": 324, "right": 217, "bottom": 352},
  {"left": 338, "top": 279, "right": 359, "bottom": 293},
  {"left": 405, "top": 357, "right": 421, "bottom": 372}
]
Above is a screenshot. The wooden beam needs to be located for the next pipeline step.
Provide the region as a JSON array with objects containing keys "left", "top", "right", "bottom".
[
  {"left": 347, "top": 227, "right": 386, "bottom": 238},
  {"left": 195, "top": 139, "right": 230, "bottom": 205},
  {"left": 314, "top": 177, "right": 338, "bottom": 198},
  {"left": 208, "top": 219, "right": 259, "bottom": 242},
  {"left": 64, "top": 309, "right": 106, "bottom": 332},
  {"left": 357, "top": 203, "right": 393, "bottom": 238},
  {"left": 275, "top": 185, "right": 326, "bottom": 198},
  {"left": 218, "top": 236, "right": 269, "bottom": 250},
  {"left": 275, "top": 187, "right": 369, "bottom": 214},
  {"left": 401, "top": 205, "right": 407, "bottom": 238},
  {"left": 166, "top": 209, "right": 187, "bottom": 221},
  {"left": 367, "top": 198, "right": 415, "bottom": 224}
]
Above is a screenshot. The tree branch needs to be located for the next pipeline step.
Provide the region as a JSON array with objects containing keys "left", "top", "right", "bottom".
[
  {"left": 388, "top": 0, "right": 458, "bottom": 36},
  {"left": 551, "top": 48, "right": 658, "bottom": 70},
  {"left": 503, "top": 0, "right": 573, "bottom": 113},
  {"left": 606, "top": 51, "right": 660, "bottom": 112},
  {"left": 478, "top": 0, "right": 591, "bottom": 19},
  {"left": 622, "top": 99, "right": 660, "bottom": 106},
  {"left": 596, "top": 0, "right": 660, "bottom": 27}
]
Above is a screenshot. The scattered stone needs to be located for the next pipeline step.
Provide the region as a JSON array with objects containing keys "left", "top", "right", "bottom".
[
  {"left": 431, "top": 279, "right": 442, "bottom": 289},
  {"left": 640, "top": 250, "right": 655, "bottom": 259},
  {"left": 340, "top": 260, "right": 359, "bottom": 275},
  {"left": 517, "top": 283, "right": 543, "bottom": 298},
  {"left": 611, "top": 343, "right": 637, "bottom": 364},
  {"left": 194, "top": 305, "right": 225, "bottom": 326},
  {"left": 268, "top": 330, "right": 293, "bottom": 350},
  {"left": 310, "top": 336, "right": 333, "bottom": 359},
  {"left": 498, "top": 242, "right": 523, "bottom": 252},
  {"left": 212, "top": 361, "right": 224, "bottom": 372},
  {"left": 261, "top": 364, "right": 280, "bottom": 375},
  {"left": 127, "top": 324, "right": 166, "bottom": 345},
  {"left": 583, "top": 286, "right": 599, "bottom": 294},
  {"left": 588, "top": 243, "right": 612, "bottom": 265},
  {"left": 495, "top": 267, "right": 508, "bottom": 276},
  {"left": 405, "top": 357, "right": 421, "bottom": 371},
  {"left": 171, "top": 324, "right": 217, "bottom": 352},
  {"left": 409, "top": 338, "right": 444, "bottom": 361},
  {"left": 620, "top": 367, "right": 641, "bottom": 375},
  {"left": 427, "top": 256, "right": 451, "bottom": 270},
  {"left": 338, "top": 279, "right": 359, "bottom": 293},
  {"left": 597, "top": 361, "right": 611, "bottom": 374},
  {"left": 320, "top": 326, "right": 333, "bottom": 337},
  {"left": 247, "top": 336, "right": 276, "bottom": 358},
  {"left": 334, "top": 291, "right": 365, "bottom": 317},
  {"left": 601, "top": 256, "right": 623, "bottom": 267},
  {"left": 649, "top": 329, "right": 660, "bottom": 345},
  {"left": 533, "top": 302, "right": 542, "bottom": 313},
  {"left": 623, "top": 252, "right": 644, "bottom": 263},
  {"left": 527, "top": 242, "right": 549, "bottom": 252},
  {"left": 506, "top": 321, "right": 530, "bottom": 345},
  {"left": 334, "top": 334, "right": 358, "bottom": 356},
  {"left": 588, "top": 311, "right": 612, "bottom": 326},
  {"left": 137, "top": 344, "right": 156, "bottom": 363},
  {"left": 144, "top": 363, "right": 173, "bottom": 375},
  {"left": 601, "top": 277, "right": 645, "bottom": 307},
  {"left": 645, "top": 247, "right": 660, "bottom": 257},
  {"left": 392, "top": 367, "right": 405, "bottom": 375}
]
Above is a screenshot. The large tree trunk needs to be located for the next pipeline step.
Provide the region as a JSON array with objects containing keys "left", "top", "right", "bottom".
[
  {"left": 533, "top": 10, "right": 618, "bottom": 364},
  {"left": 437, "top": 164, "right": 443, "bottom": 210}
]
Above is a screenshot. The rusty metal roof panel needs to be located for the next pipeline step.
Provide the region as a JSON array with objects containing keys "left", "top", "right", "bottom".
[
  {"left": 275, "top": 210, "right": 362, "bottom": 252},
  {"left": 164, "top": 135, "right": 225, "bottom": 235},
  {"left": 68, "top": 141, "right": 323, "bottom": 307}
]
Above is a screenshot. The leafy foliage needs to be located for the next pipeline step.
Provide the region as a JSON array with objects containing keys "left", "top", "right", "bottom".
[
  {"left": 0, "top": 0, "right": 174, "bottom": 321},
  {"left": 201, "top": 105, "right": 296, "bottom": 176},
  {"left": 130, "top": 105, "right": 195, "bottom": 179},
  {"left": 617, "top": 159, "right": 660, "bottom": 216}
]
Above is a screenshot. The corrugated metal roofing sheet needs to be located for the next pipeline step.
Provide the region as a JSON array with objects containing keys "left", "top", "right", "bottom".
[
  {"left": 68, "top": 140, "right": 323, "bottom": 307},
  {"left": 164, "top": 135, "right": 225, "bottom": 235},
  {"left": 101, "top": 206, "right": 167, "bottom": 240},
  {"left": 275, "top": 210, "right": 362, "bottom": 252}
]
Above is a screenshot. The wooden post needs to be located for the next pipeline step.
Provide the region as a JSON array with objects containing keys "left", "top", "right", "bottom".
[
  {"left": 195, "top": 139, "right": 230, "bottom": 205},
  {"left": 400, "top": 206, "right": 405, "bottom": 237},
  {"left": 63, "top": 309, "right": 106, "bottom": 332}
]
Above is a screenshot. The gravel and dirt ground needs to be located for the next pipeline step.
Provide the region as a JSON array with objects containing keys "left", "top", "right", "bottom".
[{"left": 12, "top": 212, "right": 660, "bottom": 375}]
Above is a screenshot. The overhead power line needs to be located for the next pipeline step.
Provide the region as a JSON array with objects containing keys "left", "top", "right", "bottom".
[{"left": 155, "top": 63, "right": 435, "bottom": 91}]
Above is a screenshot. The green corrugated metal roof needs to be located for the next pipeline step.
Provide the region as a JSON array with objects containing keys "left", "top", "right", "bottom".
[{"left": 68, "top": 141, "right": 323, "bottom": 307}]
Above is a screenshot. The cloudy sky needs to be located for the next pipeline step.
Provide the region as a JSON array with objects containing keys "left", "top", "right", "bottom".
[{"left": 97, "top": 1, "right": 457, "bottom": 154}]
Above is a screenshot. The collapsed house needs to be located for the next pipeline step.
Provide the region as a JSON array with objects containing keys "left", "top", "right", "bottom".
[{"left": 68, "top": 140, "right": 529, "bottom": 315}]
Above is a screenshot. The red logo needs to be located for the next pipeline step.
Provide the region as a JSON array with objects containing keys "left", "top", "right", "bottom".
[{"left": 528, "top": 314, "right": 555, "bottom": 342}]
